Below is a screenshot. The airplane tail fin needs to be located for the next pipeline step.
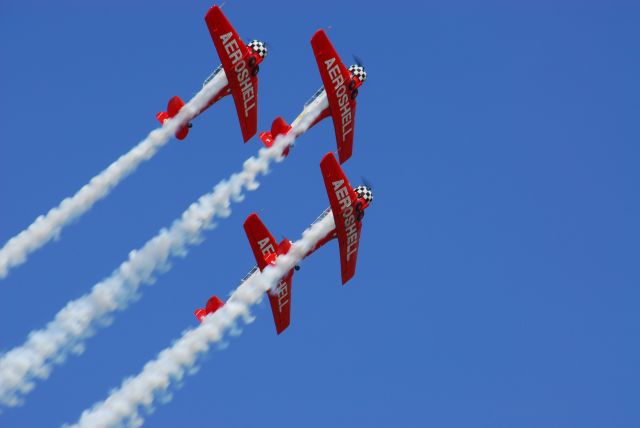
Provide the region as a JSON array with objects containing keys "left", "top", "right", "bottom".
[
  {"left": 194, "top": 308, "right": 207, "bottom": 322},
  {"left": 259, "top": 116, "right": 292, "bottom": 156},
  {"left": 194, "top": 295, "right": 224, "bottom": 322},
  {"left": 156, "top": 96, "right": 190, "bottom": 141}
]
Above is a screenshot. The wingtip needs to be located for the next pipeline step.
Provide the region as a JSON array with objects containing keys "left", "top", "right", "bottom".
[
  {"left": 244, "top": 212, "right": 260, "bottom": 225},
  {"left": 275, "top": 322, "right": 290, "bottom": 335},
  {"left": 320, "top": 151, "right": 338, "bottom": 168},
  {"left": 242, "top": 129, "right": 256, "bottom": 143},
  {"left": 338, "top": 152, "right": 351, "bottom": 165},
  {"left": 310, "top": 29, "right": 329, "bottom": 47},
  {"left": 206, "top": 4, "right": 221, "bottom": 16},
  {"left": 341, "top": 272, "right": 354, "bottom": 286}
]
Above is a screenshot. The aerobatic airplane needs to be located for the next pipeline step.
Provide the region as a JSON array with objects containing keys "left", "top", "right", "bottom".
[
  {"left": 156, "top": 5, "right": 267, "bottom": 142},
  {"left": 259, "top": 29, "right": 367, "bottom": 164},
  {"left": 194, "top": 152, "right": 373, "bottom": 334}
]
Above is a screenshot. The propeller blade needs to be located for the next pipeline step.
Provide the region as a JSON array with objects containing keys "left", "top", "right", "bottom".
[
  {"left": 352, "top": 54, "right": 365, "bottom": 68},
  {"left": 361, "top": 176, "right": 374, "bottom": 190}
]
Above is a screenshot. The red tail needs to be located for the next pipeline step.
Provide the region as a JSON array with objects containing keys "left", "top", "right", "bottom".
[
  {"left": 259, "top": 116, "right": 292, "bottom": 157},
  {"left": 156, "top": 96, "right": 190, "bottom": 141},
  {"left": 194, "top": 295, "right": 224, "bottom": 322}
]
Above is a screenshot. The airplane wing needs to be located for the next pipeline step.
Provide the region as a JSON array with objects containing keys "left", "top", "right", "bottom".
[
  {"left": 320, "top": 152, "right": 362, "bottom": 284},
  {"left": 311, "top": 30, "right": 357, "bottom": 164},
  {"left": 268, "top": 263, "right": 293, "bottom": 335},
  {"left": 205, "top": 6, "right": 258, "bottom": 142},
  {"left": 244, "top": 214, "right": 293, "bottom": 334},
  {"left": 244, "top": 213, "right": 278, "bottom": 271}
]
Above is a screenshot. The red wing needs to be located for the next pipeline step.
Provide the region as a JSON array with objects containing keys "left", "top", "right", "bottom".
[
  {"left": 320, "top": 152, "right": 362, "bottom": 284},
  {"left": 243, "top": 213, "right": 278, "bottom": 271},
  {"left": 311, "top": 30, "right": 356, "bottom": 164},
  {"left": 267, "top": 268, "right": 293, "bottom": 334},
  {"left": 244, "top": 215, "right": 294, "bottom": 334},
  {"left": 205, "top": 6, "right": 258, "bottom": 142}
]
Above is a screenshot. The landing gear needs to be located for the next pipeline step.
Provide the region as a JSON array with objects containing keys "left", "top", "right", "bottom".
[
  {"left": 294, "top": 265, "right": 301, "bottom": 271},
  {"left": 251, "top": 65, "right": 260, "bottom": 76},
  {"left": 348, "top": 80, "right": 356, "bottom": 90},
  {"left": 350, "top": 88, "right": 358, "bottom": 100},
  {"left": 187, "top": 123, "right": 193, "bottom": 128},
  {"left": 248, "top": 56, "right": 257, "bottom": 67}
]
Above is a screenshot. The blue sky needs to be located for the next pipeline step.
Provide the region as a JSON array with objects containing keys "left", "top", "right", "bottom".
[{"left": 1, "top": 1, "right": 639, "bottom": 426}]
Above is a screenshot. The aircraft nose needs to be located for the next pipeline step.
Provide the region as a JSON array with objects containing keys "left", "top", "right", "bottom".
[
  {"left": 248, "top": 40, "right": 268, "bottom": 58},
  {"left": 354, "top": 185, "right": 373, "bottom": 205},
  {"left": 348, "top": 64, "right": 367, "bottom": 83}
]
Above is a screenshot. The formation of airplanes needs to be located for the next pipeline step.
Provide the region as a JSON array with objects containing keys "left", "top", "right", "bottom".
[
  {"left": 195, "top": 152, "right": 373, "bottom": 334},
  {"left": 158, "top": 5, "right": 372, "bottom": 335}
]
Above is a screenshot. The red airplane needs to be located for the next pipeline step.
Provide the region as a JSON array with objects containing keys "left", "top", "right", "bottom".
[
  {"left": 259, "top": 29, "right": 367, "bottom": 164},
  {"left": 156, "top": 5, "right": 267, "bottom": 142},
  {"left": 194, "top": 152, "right": 373, "bottom": 334}
]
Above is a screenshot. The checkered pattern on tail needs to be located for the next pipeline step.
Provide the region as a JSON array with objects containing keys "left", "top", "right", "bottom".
[
  {"left": 247, "top": 40, "right": 268, "bottom": 58},
  {"left": 348, "top": 65, "right": 367, "bottom": 83},
  {"left": 354, "top": 186, "right": 373, "bottom": 204}
]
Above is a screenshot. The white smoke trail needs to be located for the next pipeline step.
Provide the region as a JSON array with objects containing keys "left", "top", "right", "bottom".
[
  {"left": 69, "top": 213, "right": 334, "bottom": 428},
  {"left": 0, "top": 97, "right": 325, "bottom": 407},
  {"left": 0, "top": 72, "right": 229, "bottom": 279}
]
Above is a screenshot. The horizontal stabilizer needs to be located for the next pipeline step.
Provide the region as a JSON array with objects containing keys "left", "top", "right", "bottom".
[
  {"left": 194, "top": 295, "right": 224, "bottom": 322},
  {"left": 156, "top": 96, "right": 190, "bottom": 140},
  {"left": 167, "top": 96, "right": 186, "bottom": 117},
  {"left": 271, "top": 116, "right": 292, "bottom": 138},
  {"left": 156, "top": 111, "right": 169, "bottom": 124},
  {"left": 259, "top": 116, "right": 292, "bottom": 157}
]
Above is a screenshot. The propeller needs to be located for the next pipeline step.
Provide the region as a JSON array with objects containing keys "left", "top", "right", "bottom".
[
  {"left": 352, "top": 54, "right": 365, "bottom": 68},
  {"left": 361, "top": 176, "right": 374, "bottom": 190}
]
